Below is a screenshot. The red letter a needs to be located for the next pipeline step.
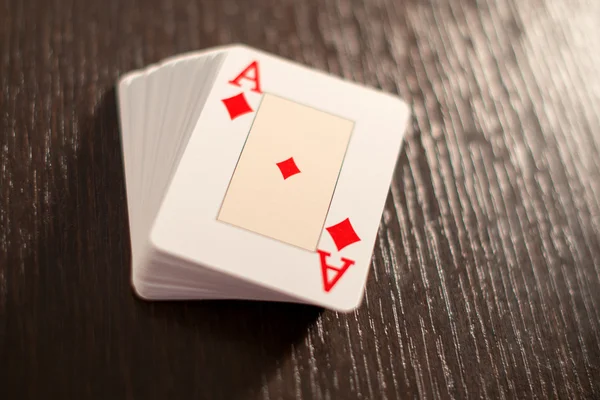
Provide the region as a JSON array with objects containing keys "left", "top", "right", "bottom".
[
  {"left": 228, "top": 61, "right": 262, "bottom": 93},
  {"left": 318, "top": 250, "right": 355, "bottom": 293}
]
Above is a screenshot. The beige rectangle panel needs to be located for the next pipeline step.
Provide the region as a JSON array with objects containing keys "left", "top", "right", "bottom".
[{"left": 218, "top": 93, "right": 353, "bottom": 251}]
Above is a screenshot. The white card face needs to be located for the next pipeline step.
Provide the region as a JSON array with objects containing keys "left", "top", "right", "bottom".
[
  {"left": 150, "top": 45, "right": 411, "bottom": 311},
  {"left": 217, "top": 93, "right": 353, "bottom": 251}
]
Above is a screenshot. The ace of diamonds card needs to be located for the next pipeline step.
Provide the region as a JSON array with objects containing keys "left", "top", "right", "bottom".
[{"left": 126, "top": 45, "right": 410, "bottom": 312}]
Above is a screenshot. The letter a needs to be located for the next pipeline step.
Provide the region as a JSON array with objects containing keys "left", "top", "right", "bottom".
[
  {"left": 317, "top": 250, "right": 355, "bottom": 293},
  {"left": 228, "top": 61, "right": 262, "bottom": 93}
]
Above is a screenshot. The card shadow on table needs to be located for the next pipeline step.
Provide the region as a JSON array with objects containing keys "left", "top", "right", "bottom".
[{"left": 74, "top": 87, "right": 323, "bottom": 399}]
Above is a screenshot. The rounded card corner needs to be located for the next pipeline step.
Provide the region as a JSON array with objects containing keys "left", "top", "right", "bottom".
[
  {"left": 330, "top": 290, "right": 365, "bottom": 314},
  {"left": 131, "top": 275, "right": 154, "bottom": 301}
]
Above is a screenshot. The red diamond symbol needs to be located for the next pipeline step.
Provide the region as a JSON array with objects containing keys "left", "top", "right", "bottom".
[
  {"left": 221, "top": 92, "right": 253, "bottom": 120},
  {"left": 325, "top": 218, "right": 361, "bottom": 251},
  {"left": 276, "top": 157, "right": 301, "bottom": 180}
]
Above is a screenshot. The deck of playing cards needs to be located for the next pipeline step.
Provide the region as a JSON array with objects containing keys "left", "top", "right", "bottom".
[{"left": 116, "top": 44, "right": 411, "bottom": 312}]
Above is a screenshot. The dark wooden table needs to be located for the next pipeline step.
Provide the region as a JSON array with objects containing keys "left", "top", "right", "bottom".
[{"left": 2, "top": 0, "right": 600, "bottom": 398}]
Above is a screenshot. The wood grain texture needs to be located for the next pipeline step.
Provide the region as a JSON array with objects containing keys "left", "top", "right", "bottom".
[{"left": 2, "top": 0, "right": 600, "bottom": 398}]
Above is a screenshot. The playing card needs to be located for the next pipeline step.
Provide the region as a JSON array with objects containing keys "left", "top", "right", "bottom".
[{"left": 145, "top": 45, "right": 411, "bottom": 311}]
